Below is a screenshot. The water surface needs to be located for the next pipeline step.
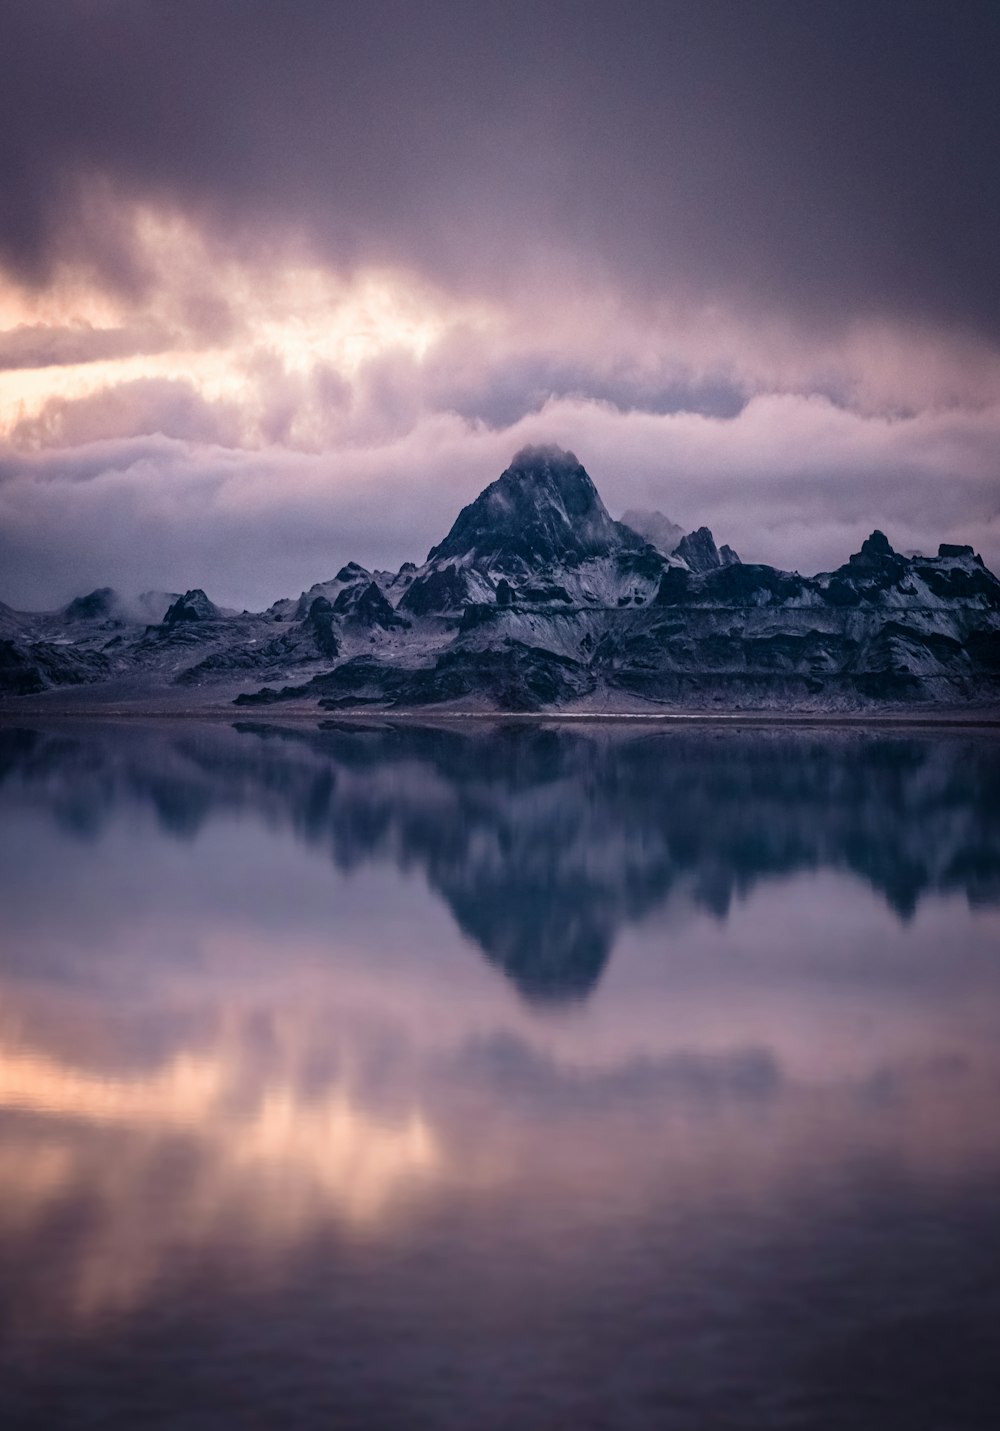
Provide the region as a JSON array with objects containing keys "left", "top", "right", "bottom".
[{"left": 1, "top": 719, "right": 999, "bottom": 1429}]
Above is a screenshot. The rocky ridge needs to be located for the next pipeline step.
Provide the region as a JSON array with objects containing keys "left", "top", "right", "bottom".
[{"left": 1, "top": 444, "right": 998, "bottom": 711}]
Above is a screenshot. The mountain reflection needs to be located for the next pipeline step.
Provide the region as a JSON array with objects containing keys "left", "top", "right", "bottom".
[
  {"left": 3, "top": 720, "right": 1000, "bottom": 1426},
  {"left": 2, "top": 719, "right": 999, "bottom": 1002}
]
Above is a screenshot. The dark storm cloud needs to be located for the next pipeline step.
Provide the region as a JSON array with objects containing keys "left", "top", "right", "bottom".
[
  {"left": 2, "top": 0, "right": 999, "bottom": 339},
  {"left": 424, "top": 351, "right": 748, "bottom": 428}
]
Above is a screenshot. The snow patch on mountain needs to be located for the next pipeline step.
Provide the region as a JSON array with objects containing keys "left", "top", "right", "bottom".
[{"left": 2, "top": 447, "right": 998, "bottom": 712}]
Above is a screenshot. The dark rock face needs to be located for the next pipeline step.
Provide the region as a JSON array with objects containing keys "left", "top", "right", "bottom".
[
  {"left": 332, "top": 581, "right": 403, "bottom": 629},
  {"left": 63, "top": 588, "right": 119, "bottom": 622},
  {"left": 675, "top": 526, "right": 733, "bottom": 573},
  {"left": 335, "top": 562, "right": 370, "bottom": 583},
  {"left": 655, "top": 563, "right": 809, "bottom": 607},
  {"left": 404, "top": 643, "right": 593, "bottom": 711},
  {"left": 263, "top": 643, "right": 594, "bottom": 713},
  {"left": 0, "top": 639, "right": 109, "bottom": 694},
  {"left": 853, "top": 529, "right": 894, "bottom": 562},
  {"left": 520, "top": 583, "right": 573, "bottom": 604},
  {"left": 913, "top": 561, "right": 1000, "bottom": 605},
  {"left": 164, "top": 589, "right": 220, "bottom": 625},
  {"left": 306, "top": 597, "right": 340, "bottom": 656},
  {"left": 398, "top": 563, "right": 483, "bottom": 616},
  {"left": 846, "top": 531, "right": 907, "bottom": 587},
  {"left": 313, "top": 654, "right": 411, "bottom": 707},
  {"left": 427, "top": 445, "right": 639, "bottom": 570},
  {"left": 0, "top": 640, "right": 48, "bottom": 695},
  {"left": 622, "top": 514, "right": 740, "bottom": 573}
]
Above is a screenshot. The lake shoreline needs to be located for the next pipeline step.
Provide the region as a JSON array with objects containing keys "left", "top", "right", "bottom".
[{"left": 2, "top": 704, "right": 999, "bottom": 729}]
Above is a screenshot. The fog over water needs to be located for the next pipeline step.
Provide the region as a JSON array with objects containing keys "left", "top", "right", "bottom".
[{"left": 0, "top": 720, "right": 999, "bottom": 1429}]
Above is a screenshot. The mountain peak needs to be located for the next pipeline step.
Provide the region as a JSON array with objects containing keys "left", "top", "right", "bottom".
[
  {"left": 862, "top": 530, "right": 893, "bottom": 557},
  {"left": 509, "top": 442, "right": 581, "bottom": 471},
  {"left": 675, "top": 527, "right": 719, "bottom": 573},
  {"left": 849, "top": 530, "right": 901, "bottom": 571},
  {"left": 62, "top": 587, "right": 119, "bottom": 622},
  {"left": 427, "top": 446, "right": 630, "bottom": 569},
  {"left": 164, "top": 589, "right": 220, "bottom": 625}
]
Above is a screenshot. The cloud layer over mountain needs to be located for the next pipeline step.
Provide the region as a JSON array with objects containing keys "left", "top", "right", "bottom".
[{"left": 1, "top": 1, "right": 998, "bottom": 608}]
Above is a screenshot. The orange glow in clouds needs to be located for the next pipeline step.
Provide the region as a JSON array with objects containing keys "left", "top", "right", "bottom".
[{"left": 0, "top": 204, "right": 496, "bottom": 447}]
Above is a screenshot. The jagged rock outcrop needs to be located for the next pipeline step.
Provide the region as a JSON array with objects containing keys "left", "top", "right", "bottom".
[
  {"left": 332, "top": 580, "right": 405, "bottom": 629},
  {"left": 63, "top": 587, "right": 120, "bottom": 623},
  {"left": 620, "top": 510, "right": 740, "bottom": 571},
  {"left": 0, "top": 638, "right": 110, "bottom": 695},
  {"left": 164, "top": 589, "right": 220, "bottom": 625},
  {"left": 674, "top": 526, "right": 741, "bottom": 573},
  {"left": 397, "top": 563, "right": 494, "bottom": 616},
  {"left": 305, "top": 596, "right": 341, "bottom": 656}
]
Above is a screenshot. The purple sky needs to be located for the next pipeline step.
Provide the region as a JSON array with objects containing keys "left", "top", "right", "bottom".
[{"left": 1, "top": 0, "right": 998, "bottom": 609}]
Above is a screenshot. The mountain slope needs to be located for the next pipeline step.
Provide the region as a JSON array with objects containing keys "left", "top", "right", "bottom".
[
  {"left": 428, "top": 444, "right": 635, "bottom": 568},
  {"left": 2, "top": 445, "right": 998, "bottom": 712}
]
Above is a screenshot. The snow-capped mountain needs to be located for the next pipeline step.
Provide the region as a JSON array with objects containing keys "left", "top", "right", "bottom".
[{"left": 2, "top": 444, "right": 998, "bottom": 711}]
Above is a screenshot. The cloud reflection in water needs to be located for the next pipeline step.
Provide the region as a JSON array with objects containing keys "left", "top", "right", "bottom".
[{"left": 0, "top": 721, "right": 999, "bottom": 1426}]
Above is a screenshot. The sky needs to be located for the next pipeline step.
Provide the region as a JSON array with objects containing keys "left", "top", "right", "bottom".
[{"left": 1, "top": 0, "right": 999, "bottom": 610}]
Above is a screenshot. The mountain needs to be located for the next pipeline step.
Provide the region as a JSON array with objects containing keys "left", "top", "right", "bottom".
[
  {"left": 673, "top": 526, "right": 741, "bottom": 573},
  {"left": 619, "top": 509, "right": 740, "bottom": 571},
  {"left": 62, "top": 587, "right": 121, "bottom": 623},
  {"left": 1, "top": 444, "right": 998, "bottom": 711},
  {"left": 164, "top": 589, "right": 221, "bottom": 625},
  {"left": 398, "top": 445, "right": 667, "bottom": 616},
  {"left": 428, "top": 444, "right": 634, "bottom": 567}
]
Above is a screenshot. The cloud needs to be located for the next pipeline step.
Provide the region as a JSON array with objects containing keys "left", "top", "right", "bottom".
[
  {"left": 1, "top": 4, "right": 998, "bottom": 609},
  {"left": 11, "top": 377, "right": 244, "bottom": 449},
  {"left": 0, "top": 321, "right": 175, "bottom": 372},
  {"left": 1, "top": 3, "right": 999, "bottom": 343},
  {"left": 1, "top": 393, "right": 998, "bottom": 612},
  {"left": 8, "top": 236, "right": 1000, "bottom": 459}
]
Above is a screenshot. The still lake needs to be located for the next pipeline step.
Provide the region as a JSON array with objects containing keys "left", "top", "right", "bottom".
[{"left": 0, "top": 718, "right": 999, "bottom": 1430}]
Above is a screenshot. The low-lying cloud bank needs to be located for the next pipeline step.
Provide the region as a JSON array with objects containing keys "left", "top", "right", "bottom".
[{"left": 2, "top": 392, "right": 997, "bottom": 612}]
